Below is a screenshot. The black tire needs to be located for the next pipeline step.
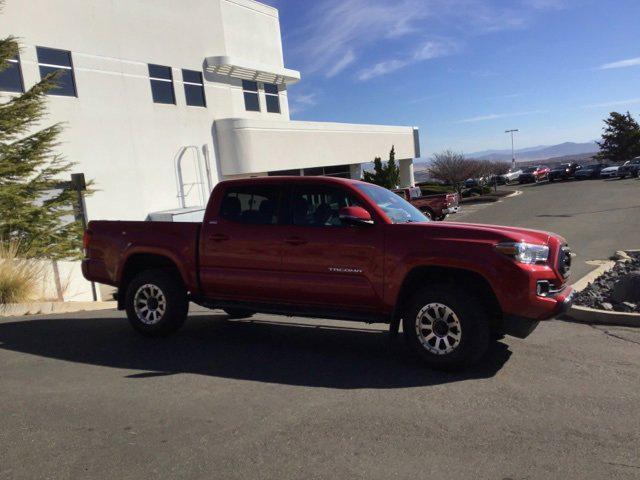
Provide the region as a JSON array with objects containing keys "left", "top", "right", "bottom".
[
  {"left": 125, "top": 269, "right": 188, "bottom": 336},
  {"left": 402, "top": 286, "right": 491, "bottom": 370},
  {"left": 223, "top": 308, "right": 255, "bottom": 319},
  {"left": 422, "top": 209, "right": 434, "bottom": 221},
  {"left": 435, "top": 214, "right": 447, "bottom": 221}
]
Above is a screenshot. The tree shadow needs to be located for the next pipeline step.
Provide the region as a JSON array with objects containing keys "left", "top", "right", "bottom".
[{"left": 0, "top": 314, "right": 511, "bottom": 389}]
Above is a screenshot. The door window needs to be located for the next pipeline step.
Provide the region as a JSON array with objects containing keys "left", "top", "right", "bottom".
[
  {"left": 219, "top": 186, "right": 281, "bottom": 225},
  {"left": 291, "top": 186, "right": 361, "bottom": 227}
]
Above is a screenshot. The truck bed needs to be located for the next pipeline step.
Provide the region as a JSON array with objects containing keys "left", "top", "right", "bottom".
[{"left": 82, "top": 220, "right": 201, "bottom": 291}]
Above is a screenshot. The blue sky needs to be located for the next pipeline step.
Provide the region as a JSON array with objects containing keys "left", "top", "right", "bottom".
[{"left": 263, "top": 0, "right": 640, "bottom": 156}]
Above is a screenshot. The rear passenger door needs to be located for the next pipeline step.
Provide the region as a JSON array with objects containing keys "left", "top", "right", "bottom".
[
  {"left": 199, "top": 184, "right": 286, "bottom": 302},
  {"left": 279, "top": 184, "right": 385, "bottom": 311}
]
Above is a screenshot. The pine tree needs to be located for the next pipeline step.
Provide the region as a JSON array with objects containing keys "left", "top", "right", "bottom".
[
  {"left": 363, "top": 146, "right": 400, "bottom": 189},
  {"left": 0, "top": 36, "right": 88, "bottom": 259},
  {"left": 596, "top": 111, "right": 640, "bottom": 163}
]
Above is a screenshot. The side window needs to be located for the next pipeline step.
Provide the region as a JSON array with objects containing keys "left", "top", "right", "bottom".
[
  {"left": 242, "top": 80, "right": 260, "bottom": 111},
  {"left": 291, "top": 187, "right": 360, "bottom": 227},
  {"left": 220, "top": 186, "right": 280, "bottom": 225},
  {"left": 148, "top": 64, "right": 175, "bottom": 104},
  {"left": 0, "top": 53, "right": 24, "bottom": 93},
  {"left": 36, "top": 47, "right": 77, "bottom": 97}
]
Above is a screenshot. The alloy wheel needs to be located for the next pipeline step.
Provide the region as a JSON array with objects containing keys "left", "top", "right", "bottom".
[
  {"left": 415, "top": 302, "right": 462, "bottom": 355},
  {"left": 134, "top": 283, "right": 167, "bottom": 325}
]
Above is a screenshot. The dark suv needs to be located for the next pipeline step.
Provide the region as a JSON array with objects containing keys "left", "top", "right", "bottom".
[
  {"left": 574, "top": 163, "right": 607, "bottom": 180},
  {"left": 548, "top": 163, "right": 580, "bottom": 182},
  {"left": 618, "top": 157, "right": 640, "bottom": 178}
]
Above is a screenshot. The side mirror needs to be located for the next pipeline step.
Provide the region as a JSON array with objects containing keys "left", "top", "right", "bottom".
[{"left": 339, "top": 206, "right": 374, "bottom": 226}]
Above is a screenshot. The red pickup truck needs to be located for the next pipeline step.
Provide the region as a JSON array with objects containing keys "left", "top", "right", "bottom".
[
  {"left": 392, "top": 187, "right": 459, "bottom": 221},
  {"left": 83, "top": 177, "right": 573, "bottom": 369}
]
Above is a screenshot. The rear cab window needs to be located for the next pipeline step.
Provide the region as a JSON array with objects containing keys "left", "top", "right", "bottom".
[{"left": 219, "top": 185, "right": 282, "bottom": 225}]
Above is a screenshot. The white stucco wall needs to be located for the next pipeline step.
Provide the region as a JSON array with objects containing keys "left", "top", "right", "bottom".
[{"left": 0, "top": 0, "right": 292, "bottom": 221}]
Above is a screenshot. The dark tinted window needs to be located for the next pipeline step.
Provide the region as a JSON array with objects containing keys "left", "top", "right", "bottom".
[
  {"left": 36, "top": 47, "right": 72, "bottom": 67},
  {"left": 36, "top": 47, "right": 76, "bottom": 97},
  {"left": 242, "top": 80, "right": 258, "bottom": 92},
  {"left": 242, "top": 80, "right": 260, "bottom": 111},
  {"left": 291, "top": 186, "right": 360, "bottom": 227},
  {"left": 220, "top": 186, "right": 281, "bottom": 225},
  {"left": 182, "top": 69, "right": 206, "bottom": 107},
  {"left": 0, "top": 55, "right": 24, "bottom": 93},
  {"left": 264, "top": 83, "right": 280, "bottom": 113},
  {"left": 264, "top": 83, "right": 278, "bottom": 95},
  {"left": 149, "top": 64, "right": 175, "bottom": 104},
  {"left": 265, "top": 94, "right": 280, "bottom": 113}
]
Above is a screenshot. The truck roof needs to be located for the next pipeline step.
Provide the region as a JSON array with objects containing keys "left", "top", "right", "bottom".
[{"left": 217, "top": 176, "right": 367, "bottom": 188}]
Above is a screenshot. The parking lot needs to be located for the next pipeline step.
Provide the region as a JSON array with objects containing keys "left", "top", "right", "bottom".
[
  {"left": 454, "top": 176, "right": 640, "bottom": 279},
  {"left": 1, "top": 177, "right": 639, "bottom": 480}
]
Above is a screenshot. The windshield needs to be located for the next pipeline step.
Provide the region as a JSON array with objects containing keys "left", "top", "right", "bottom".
[
  {"left": 582, "top": 165, "right": 598, "bottom": 170},
  {"left": 356, "top": 183, "right": 429, "bottom": 224},
  {"left": 553, "top": 164, "right": 570, "bottom": 170},
  {"left": 523, "top": 167, "right": 537, "bottom": 173}
]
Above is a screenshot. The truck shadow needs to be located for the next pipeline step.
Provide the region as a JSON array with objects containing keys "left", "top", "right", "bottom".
[{"left": 0, "top": 314, "right": 511, "bottom": 389}]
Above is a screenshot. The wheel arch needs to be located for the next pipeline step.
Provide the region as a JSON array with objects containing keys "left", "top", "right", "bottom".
[
  {"left": 392, "top": 266, "right": 502, "bottom": 328},
  {"left": 117, "top": 253, "right": 186, "bottom": 309}
]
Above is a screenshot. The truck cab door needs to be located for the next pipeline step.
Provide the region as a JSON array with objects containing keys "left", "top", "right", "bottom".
[
  {"left": 279, "top": 184, "right": 385, "bottom": 311},
  {"left": 198, "top": 184, "right": 286, "bottom": 302}
]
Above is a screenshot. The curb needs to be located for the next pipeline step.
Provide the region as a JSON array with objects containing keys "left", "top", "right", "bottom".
[
  {"left": 0, "top": 301, "right": 117, "bottom": 317},
  {"left": 564, "top": 255, "right": 640, "bottom": 327}
]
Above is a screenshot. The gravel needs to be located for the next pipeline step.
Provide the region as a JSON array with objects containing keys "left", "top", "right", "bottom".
[{"left": 574, "top": 252, "right": 640, "bottom": 313}]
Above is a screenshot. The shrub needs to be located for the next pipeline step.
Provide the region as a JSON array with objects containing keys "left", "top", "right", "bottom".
[{"left": 0, "top": 241, "right": 44, "bottom": 304}]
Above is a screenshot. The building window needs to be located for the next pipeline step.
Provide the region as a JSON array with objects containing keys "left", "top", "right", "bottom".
[
  {"left": 182, "top": 69, "right": 206, "bottom": 107},
  {"left": 264, "top": 83, "right": 280, "bottom": 113},
  {"left": 148, "top": 64, "right": 175, "bottom": 104},
  {"left": 0, "top": 54, "right": 24, "bottom": 93},
  {"left": 36, "top": 46, "right": 76, "bottom": 97},
  {"left": 242, "top": 80, "right": 260, "bottom": 111}
]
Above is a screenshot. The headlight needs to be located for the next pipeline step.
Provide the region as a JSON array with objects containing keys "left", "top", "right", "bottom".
[{"left": 495, "top": 242, "right": 549, "bottom": 264}]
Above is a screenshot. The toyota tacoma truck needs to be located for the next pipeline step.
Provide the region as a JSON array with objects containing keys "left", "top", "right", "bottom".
[
  {"left": 392, "top": 187, "right": 459, "bottom": 221},
  {"left": 82, "top": 177, "right": 574, "bottom": 369}
]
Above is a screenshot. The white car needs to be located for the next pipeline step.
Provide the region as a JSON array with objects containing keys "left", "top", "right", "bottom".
[
  {"left": 500, "top": 169, "right": 523, "bottom": 184},
  {"left": 600, "top": 165, "right": 620, "bottom": 178}
]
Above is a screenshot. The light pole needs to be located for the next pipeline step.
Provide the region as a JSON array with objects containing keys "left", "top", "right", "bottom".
[{"left": 505, "top": 129, "right": 519, "bottom": 169}]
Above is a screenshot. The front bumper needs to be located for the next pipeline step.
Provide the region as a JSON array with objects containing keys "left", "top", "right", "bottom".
[{"left": 501, "top": 287, "right": 574, "bottom": 338}]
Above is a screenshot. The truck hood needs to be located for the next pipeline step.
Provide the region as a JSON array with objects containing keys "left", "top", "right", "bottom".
[{"left": 414, "top": 221, "right": 558, "bottom": 245}]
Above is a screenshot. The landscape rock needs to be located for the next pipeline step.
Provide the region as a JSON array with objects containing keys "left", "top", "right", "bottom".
[
  {"left": 611, "top": 273, "right": 640, "bottom": 303},
  {"left": 574, "top": 251, "right": 640, "bottom": 313}
]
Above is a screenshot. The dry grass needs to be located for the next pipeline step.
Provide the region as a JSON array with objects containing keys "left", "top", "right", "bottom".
[{"left": 0, "top": 241, "right": 45, "bottom": 304}]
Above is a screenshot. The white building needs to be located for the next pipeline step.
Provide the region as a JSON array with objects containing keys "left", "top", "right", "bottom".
[{"left": 0, "top": 0, "right": 419, "bottom": 299}]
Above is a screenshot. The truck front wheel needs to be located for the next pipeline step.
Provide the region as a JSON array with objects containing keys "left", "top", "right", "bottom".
[
  {"left": 125, "top": 269, "right": 188, "bottom": 336},
  {"left": 402, "top": 286, "right": 490, "bottom": 370}
]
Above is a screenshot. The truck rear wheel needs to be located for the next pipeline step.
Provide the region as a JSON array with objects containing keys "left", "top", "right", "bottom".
[
  {"left": 125, "top": 269, "right": 188, "bottom": 336},
  {"left": 402, "top": 286, "right": 490, "bottom": 370}
]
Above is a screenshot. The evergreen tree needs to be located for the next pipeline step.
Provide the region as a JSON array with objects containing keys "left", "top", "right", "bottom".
[
  {"left": 0, "top": 35, "right": 88, "bottom": 259},
  {"left": 596, "top": 111, "right": 640, "bottom": 163},
  {"left": 363, "top": 146, "right": 400, "bottom": 189}
]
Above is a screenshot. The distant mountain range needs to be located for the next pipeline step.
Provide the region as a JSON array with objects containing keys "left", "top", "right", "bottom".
[{"left": 467, "top": 141, "right": 599, "bottom": 162}]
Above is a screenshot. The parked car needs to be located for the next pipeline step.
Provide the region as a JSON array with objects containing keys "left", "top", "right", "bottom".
[
  {"left": 574, "top": 163, "right": 607, "bottom": 180},
  {"left": 618, "top": 157, "right": 640, "bottom": 178},
  {"left": 499, "top": 168, "right": 523, "bottom": 185},
  {"left": 82, "top": 177, "right": 574, "bottom": 370},
  {"left": 548, "top": 163, "right": 580, "bottom": 182},
  {"left": 392, "top": 186, "right": 459, "bottom": 221},
  {"left": 518, "top": 165, "right": 550, "bottom": 183},
  {"left": 464, "top": 177, "right": 486, "bottom": 188},
  {"left": 600, "top": 165, "right": 621, "bottom": 178}
]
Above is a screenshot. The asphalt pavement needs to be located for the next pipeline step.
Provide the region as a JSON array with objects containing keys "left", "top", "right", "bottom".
[{"left": 1, "top": 176, "right": 639, "bottom": 479}]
